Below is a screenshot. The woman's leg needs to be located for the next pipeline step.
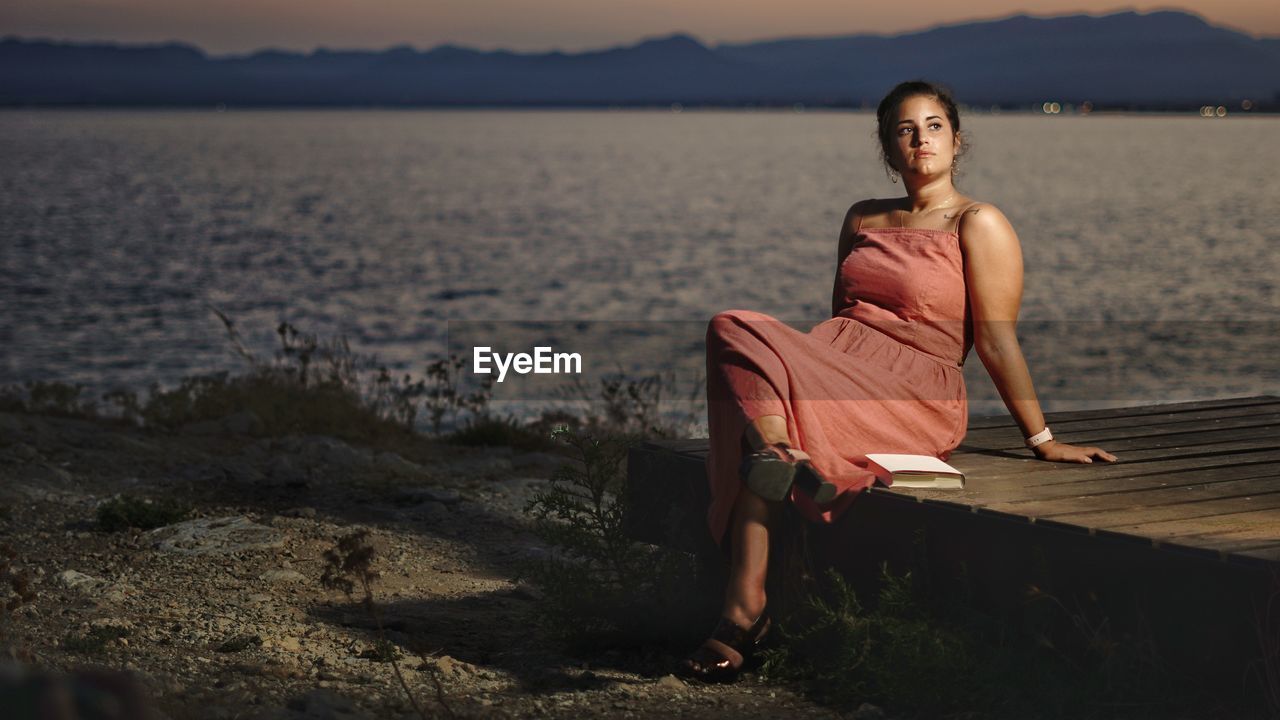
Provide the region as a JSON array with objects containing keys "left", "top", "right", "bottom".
[{"left": 722, "top": 414, "right": 809, "bottom": 629}]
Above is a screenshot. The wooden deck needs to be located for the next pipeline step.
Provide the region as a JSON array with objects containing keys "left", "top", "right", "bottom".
[{"left": 625, "top": 394, "right": 1280, "bottom": 704}]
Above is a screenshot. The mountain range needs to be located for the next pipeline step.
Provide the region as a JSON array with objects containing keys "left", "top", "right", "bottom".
[{"left": 2, "top": 10, "right": 1277, "bottom": 108}]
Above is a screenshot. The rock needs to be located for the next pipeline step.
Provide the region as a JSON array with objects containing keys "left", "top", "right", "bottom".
[
  {"left": 511, "top": 452, "right": 568, "bottom": 473},
  {"left": 853, "top": 702, "right": 887, "bottom": 719},
  {"left": 374, "top": 452, "right": 426, "bottom": 478},
  {"left": 656, "top": 674, "right": 686, "bottom": 690},
  {"left": 451, "top": 455, "right": 513, "bottom": 477},
  {"left": 58, "top": 571, "right": 133, "bottom": 603},
  {"left": 394, "top": 487, "right": 460, "bottom": 507},
  {"left": 267, "top": 456, "right": 306, "bottom": 485},
  {"left": 423, "top": 654, "right": 478, "bottom": 680},
  {"left": 260, "top": 568, "right": 306, "bottom": 583},
  {"left": 7, "top": 441, "right": 39, "bottom": 462},
  {"left": 418, "top": 501, "right": 451, "bottom": 523},
  {"left": 282, "top": 436, "right": 371, "bottom": 472},
  {"left": 150, "top": 516, "right": 286, "bottom": 556},
  {"left": 281, "top": 507, "right": 317, "bottom": 519},
  {"left": 57, "top": 569, "right": 104, "bottom": 591},
  {"left": 223, "top": 411, "right": 264, "bottom": 436},
  {"left": 260, "top": 569, "right": 307, "bottom": 584}
]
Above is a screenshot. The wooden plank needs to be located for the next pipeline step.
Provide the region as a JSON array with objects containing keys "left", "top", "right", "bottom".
[
  {"left": 660, "top": 406, "right": 1280, "bottom": 458},
  {"left": 964, "top": 407, "right": 1280, "bottom": 445},
  {"left": 941, "top": 442, "right": 1280, "bottom": 484},
  {"left": 1106, "top": 508, "right": 1280, "bottom": 544},
  {"left": 964, "top": 394, "right": 1279, "bottom": 430},
  {"left": 975, "top": 397, "right": 1280, "bottom": 427},
  {"left": 662, "top": 418, "right": 1279, "bottom": 472},
  {"left": 960, "top": 411, "right": 1280, "bottom": 449},
  {"left": 946, "top": 431, "right": 1280, "bottom": 480},
  {"left": 908, "top": 462, "right": 1280, "bottom": 507},
  {"left": 991, "top": 475, "right": 1280, "bottom": 521},
  {"left": 1182, "top": 533, "right": 1280, "bottom": 554},
  {"left": 1029, "top": 491, "right": 1280, "bottom": 529}
]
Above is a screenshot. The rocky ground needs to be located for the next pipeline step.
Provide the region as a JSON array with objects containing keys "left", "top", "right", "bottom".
[{"left": 0, "top": 410, "right": 877, "bottom": 719}]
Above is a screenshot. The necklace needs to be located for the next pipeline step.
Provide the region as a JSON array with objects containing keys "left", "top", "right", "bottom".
[{"left": 896, "top": 193, "right": 958, "bottom": 228}]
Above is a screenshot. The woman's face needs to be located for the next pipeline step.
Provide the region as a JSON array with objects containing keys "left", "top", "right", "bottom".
[{"left": 889, "top": 94, "right": 959, "bottom": 178}]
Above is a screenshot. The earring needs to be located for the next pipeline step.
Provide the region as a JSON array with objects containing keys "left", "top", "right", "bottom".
[{"left": 889, "top": 168, "right": 899, "bottom": 184}]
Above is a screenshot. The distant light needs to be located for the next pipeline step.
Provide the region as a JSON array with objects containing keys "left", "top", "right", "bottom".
[
  {"left": 1081, "top": 101, "right": 1093, "bottom": 114},
  {"left": 1215, "top": 105, "right": 1227, "bottom": 117},
  {"left": 793, "top": 103, "right": 805, "bottom": 113},
  {"left": 1241, "top": 99, "right": 1254, "bottom": 111},
  {"left": 1042, "top": 102, "right": 1051, "bottom": 113},
  {"left": 1199, "top": 106, "right": 1213, "bottom": 117},
  {"left": 671, "top": 102, "right": 683, "bottom": 113},
  {"left": 1050, "top": 102, "right": 1061, "bottom": 114}
]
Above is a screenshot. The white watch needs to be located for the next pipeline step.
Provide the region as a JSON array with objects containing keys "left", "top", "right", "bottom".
[{"left": 1025, "top": 426, "right": 1053, "bottom": 448}]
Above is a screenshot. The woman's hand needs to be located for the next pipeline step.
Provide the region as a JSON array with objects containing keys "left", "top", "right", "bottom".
[{"left": 1032, "top": 440, "right": 1118, "bottom": 464}]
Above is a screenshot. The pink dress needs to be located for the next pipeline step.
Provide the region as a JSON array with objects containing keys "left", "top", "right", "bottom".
[{"left": 705, "top": 226, "right": 974, "bottom": 546}]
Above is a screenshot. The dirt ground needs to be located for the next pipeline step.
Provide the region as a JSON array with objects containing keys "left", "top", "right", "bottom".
[{"left": 0, "top": 410, "right": 879, "bottom": 719}]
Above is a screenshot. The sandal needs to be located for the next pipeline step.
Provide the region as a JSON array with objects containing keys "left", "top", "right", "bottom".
[
  {"left": 678, "top": 613, "right": 771, "bottom": 683},
  {"left": 740, "top": 442, "right": 838, "bottom": 505}
]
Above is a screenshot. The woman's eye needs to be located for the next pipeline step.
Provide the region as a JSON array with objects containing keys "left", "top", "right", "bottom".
[{"left": 929, "top": 122, "right": 942, "bottom": 130}]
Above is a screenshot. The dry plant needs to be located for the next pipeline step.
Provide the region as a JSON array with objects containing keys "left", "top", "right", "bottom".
[
  {"left": 0, "top": 542, "right": 38, "bottom": 660},
  {"left": 320, "top": 530, "right": 454, "bottom": 719}
]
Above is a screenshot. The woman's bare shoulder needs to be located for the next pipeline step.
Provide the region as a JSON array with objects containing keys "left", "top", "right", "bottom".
[
  {"left": 956, "top": 201, "right": 1019, "bottom": 252},
  {"left": 955, "top": 200, "right": 1011, "bottom": 230},
  {"left": 846, "top": 198, "right": 893, "bottom": 227}
]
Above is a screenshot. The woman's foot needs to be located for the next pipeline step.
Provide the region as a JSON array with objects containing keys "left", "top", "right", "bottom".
[
  {"left": 678, "top": 613, "right": 771, "bottom": 683},
  {"left": 740, "top": 442, "right": 837, "bottom": 504}
]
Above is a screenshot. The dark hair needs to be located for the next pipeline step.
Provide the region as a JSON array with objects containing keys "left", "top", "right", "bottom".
[{"left": 875, "top": 80, "right": 965, "bottom": 178}]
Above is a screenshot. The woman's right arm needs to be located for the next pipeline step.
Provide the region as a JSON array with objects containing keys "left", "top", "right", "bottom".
[{"left": 832, "top": 200, "right": 870, "bottom": 317}]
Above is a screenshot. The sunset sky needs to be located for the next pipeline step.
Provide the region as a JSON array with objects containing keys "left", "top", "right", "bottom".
[{"left": 2, "top": 1, "right": 1278, "bottom": 55}]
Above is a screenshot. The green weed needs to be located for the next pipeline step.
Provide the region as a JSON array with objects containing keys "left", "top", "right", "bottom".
[
  {"left": 520, "top": 426, "right": 705, "bottom": 650},
  {"left": 359, "top": 639, "right": 404, "bottom": 662},
  {"left": 444, "top": 414, "right": 558, "bottom": 452},
  {"left": 96, "top": 495, "right": 191, "bottom": 532},
  {"left": 759, "top": 562, "right": 1229, "bottom": 719}
]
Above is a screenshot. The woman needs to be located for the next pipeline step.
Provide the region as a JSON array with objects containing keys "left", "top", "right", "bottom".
[{"left": 680, "top": 80, "right": 1119, "bottom": 683}]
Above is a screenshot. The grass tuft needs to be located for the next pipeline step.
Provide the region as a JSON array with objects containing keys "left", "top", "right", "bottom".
[
  {"left": 96, "top": 495, "right": 191, "bottom": 532},
  {"left": 520, "top": 426, "right": 707, "bottom": 651}
]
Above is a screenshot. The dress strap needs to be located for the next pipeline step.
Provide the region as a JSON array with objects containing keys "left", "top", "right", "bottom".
[{"left": 948, "top": 201, "right": 980, "bottom": 234}]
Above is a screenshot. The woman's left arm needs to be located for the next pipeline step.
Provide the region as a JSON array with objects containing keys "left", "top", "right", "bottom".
[{"left": 960, "top": 204, "right": 1118, "bottom": 464}]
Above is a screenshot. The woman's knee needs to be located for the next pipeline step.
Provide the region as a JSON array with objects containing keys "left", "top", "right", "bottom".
[{"left": 707, "top": 309, "right": 767, "bottom": 345}]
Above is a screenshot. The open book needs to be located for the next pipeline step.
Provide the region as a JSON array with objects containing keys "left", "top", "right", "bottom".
[{"left": 866, "top": 453, "right": 966, "bottom": 489}]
